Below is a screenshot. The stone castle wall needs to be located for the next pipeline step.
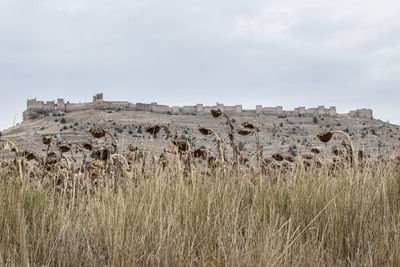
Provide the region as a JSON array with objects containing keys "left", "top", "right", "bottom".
[{"left": 22, "top": 93, "right": 374, "bottom": 121}]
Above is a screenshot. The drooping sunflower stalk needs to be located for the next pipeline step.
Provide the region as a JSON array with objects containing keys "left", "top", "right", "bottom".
[
  {"left": 210, "top": 109, "right": 239, "bottom": 165},
  {"left": 317, "top": 130, "right": 358, "bottom": 167}
]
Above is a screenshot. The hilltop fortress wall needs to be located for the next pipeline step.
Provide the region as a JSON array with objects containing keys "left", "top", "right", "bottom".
[{"left": 23, "top": 93, "right": 374, "bottom": 121}]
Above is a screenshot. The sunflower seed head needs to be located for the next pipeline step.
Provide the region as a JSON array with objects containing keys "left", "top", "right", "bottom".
[
  {"left": 22, "top": 151, "right": 37, "bottom": 161},
  {"left": 311, "top": 148, "right": 321, "bottom": 154},
  {"left": 238, "top": 129, "right": 252, "bottom": 136},
  {"left": 89, "top": 128, "right": 106, "bottom": 138},
  {"left": 145, "top": 125, "right": 162, "bottom": 135},
  {"left": 58, "top": 144, "right": 71, "bottom": 153},
  {"left": 317, "top": 131, "right": 333, "bottom": 143},
  {"left": 242, "top": 122, "right": 255, "bottom": 129},
  {"left": 192, "top": 148, "right": 204, "bottom": 158},
  {"left": 42, "top": 136, "right": 52, "bottom": 145},
  {"left": 272, "top": 153, "right": 284, "bottom": 161},
  {"left": 82, "top": 143, "right": 93, "bottom": 151},
  {"left": 199, "top": 127, "right": 213, "bottom": 136},
  {"left": 211, "top": 109, "right": 222, "bottom": 118}
]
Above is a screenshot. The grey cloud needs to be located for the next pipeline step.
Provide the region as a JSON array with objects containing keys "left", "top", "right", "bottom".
[{"left": 1, "top": 0, "right": 400, "bottom": 130}]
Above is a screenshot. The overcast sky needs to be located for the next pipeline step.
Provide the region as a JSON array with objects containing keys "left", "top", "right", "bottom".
[{"left": 1, "top": 0, "right": 399, "bottom": 131}]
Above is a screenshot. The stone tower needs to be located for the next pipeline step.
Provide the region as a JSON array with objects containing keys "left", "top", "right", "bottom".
[{"left": 93, "top": 93, "right": 104, "bottom": 107}]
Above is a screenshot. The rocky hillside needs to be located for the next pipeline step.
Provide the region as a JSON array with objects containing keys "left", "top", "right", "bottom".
[{"left": 1, "top": 109, "right": 399, "bottom": 161}]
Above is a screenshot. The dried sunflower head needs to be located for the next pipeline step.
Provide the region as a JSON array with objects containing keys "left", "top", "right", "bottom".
[
  {"left": 332, "top": 148, "right": 343, "bottom": 156},
  {"left": 42, "top": 136, "right": 52, "bottom": 145},
  {"left": 177, "top": 140, "right": 189, "bottom": 152},
  {"left": 145, "top": 125, "right": 161, "bottom": 135},
  {"left": 89, "top": 128, "right": 106, "bottom": 138},
  {"left": 242, "top": 122, "right": 255, "bottom": 129},
  {"left": 207, "top": 156, "right": 216, "bottom": 168},
  {"left": 58, "top": 144, "right": 71, "bottom": 153},
  {"left": 285, "top": 155, "right": 296, "bottom": 163},
  {"left": 101, "top": 149, "right": 111, "bottom": 161},
  {"left": 311, "top": 148, "right": 321, "bottom": 154},
  {"left": 302, "top": 154, "right": 314, "bottom": 160},
  {"left": 211, "top": 109, "right": 222, "bottom": 118},
  {"left": 22, "top": 151, "right": 37, "bottom": 161},
  {"left": 238, "top": 129, "right": 252, "bottom": 136},
  {"left": 94, "top": 149, "right": 110, "bottom": 161},
  {"left": 317, "top": 131, "right": 333, "bottom": 143},
  {"left": 199, "top": 127, "right": 213, "bottom": 136},
  {"left": 128, "top": 144, "right": 138, "bottom": 152},
  {"left": 192, "top": 148, "right": 204, "bottom": 158},
  {"left": 264, "top": 158, "right": 272, "bottom": 164},
  {"left": 272, "top": 153, "right": 284, "bottom": 161},
  {"left": 82, "top": 143, "right": 93, "bottom": 151}
]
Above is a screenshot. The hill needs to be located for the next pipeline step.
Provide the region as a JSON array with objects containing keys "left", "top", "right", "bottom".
[{"left": 1, "top": 94, "right": 399, "bottom": 161}]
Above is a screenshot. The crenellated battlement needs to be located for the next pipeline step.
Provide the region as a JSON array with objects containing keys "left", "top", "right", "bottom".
[{"left": 22, "top": 93, "right": 374, "bottom": 121}]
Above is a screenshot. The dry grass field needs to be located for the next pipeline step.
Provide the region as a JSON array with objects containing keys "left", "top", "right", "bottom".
[{"left": 1, "top": 110, "right": 400, "bottom": 266}]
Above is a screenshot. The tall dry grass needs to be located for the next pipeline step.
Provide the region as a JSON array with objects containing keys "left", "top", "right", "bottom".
[{"left": 1, "top": 159, "right": 400, "bottom": 266}]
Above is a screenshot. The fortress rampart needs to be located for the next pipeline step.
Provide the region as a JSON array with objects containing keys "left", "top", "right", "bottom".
[{"left": 23, "top": 93, "right": 374, "bottom": 121}]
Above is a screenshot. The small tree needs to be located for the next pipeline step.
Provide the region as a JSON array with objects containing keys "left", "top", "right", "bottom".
[
  {"left": 60, "top": 117, "right": 66, "bottom": 124},
  {"left": 288, "top": 145, "right": 297, "bottom": 157},
  {"left": 238, "top": 141, "right": 245, "bottom": 151},
  {"left": 313, "top": 117, "right": 318, "bottom": 124}
]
